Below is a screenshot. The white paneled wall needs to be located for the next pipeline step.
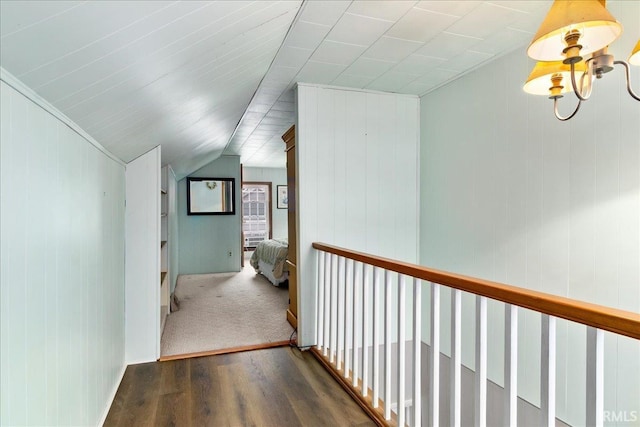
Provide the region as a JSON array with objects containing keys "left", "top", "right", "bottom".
[
  {"left": 420, "top": 2, "right": 640, "bottom": 424},
  {"left": 125, "top": 146, "right": 160, "bottom": 364},
  {"left": 296, "top": 83, "right": 420, "bottom": 346},
  {"left": 0, "top": 76, "right": 126, "bottom": 426}
]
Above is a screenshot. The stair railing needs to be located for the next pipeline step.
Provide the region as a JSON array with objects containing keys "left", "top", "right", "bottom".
[{"left": 311, "top": 242, "right": 640, "bottom": 427}]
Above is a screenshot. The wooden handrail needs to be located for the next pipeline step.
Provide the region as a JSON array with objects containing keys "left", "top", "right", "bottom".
[{"left": 312, "top": 242, "right": 640, "bottom": 341}]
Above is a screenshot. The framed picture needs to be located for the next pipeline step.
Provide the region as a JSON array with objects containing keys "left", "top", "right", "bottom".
[
  {"left": 187, "top": 177, "right": 236, "bottom": 215},
  {"left": 277, "top": 185, "right": 288, "bottom": 209}
]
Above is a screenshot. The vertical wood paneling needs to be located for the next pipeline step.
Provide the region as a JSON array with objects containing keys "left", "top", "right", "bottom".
[
  {"left": 0, "top": 79, "right": 126, "bottom": 426},
  {"left": 420, "top": 3, "right": 640, "bottom": 422},
  {"left": 296, "top": 83, "right": 419, "bottom": 347},
  {"left": 125, "top": 146, "right": 160, "bottom": 364}
]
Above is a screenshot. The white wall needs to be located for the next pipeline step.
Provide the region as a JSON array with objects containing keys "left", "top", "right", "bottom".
[
  {"left": 168, "top": 165, "right": 179, "bottom": 294},
  {"left": 420, "top": 2, "right": 640, "bottom": 424},
  {"left": 243, "top": 166, "right": 288, "bottom": 239},
  {"left": 125, "top": 146, "right": 160, "bottom": 364},
  {"left": 296, "top": 83, "right": 420, "bottom": 346},
  {"left": 178, "top": 155, "right": 242, "bottom": 274},
  {"left": 0, "top": 74, "right": 126, "bottom": 425}
]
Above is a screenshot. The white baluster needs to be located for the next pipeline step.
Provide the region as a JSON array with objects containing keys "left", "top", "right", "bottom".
[
  {"left": 430, "top": 283, "right": 441, "bottom": 427},
  {"left": 586, "top": 327, "right": 604, "bottom": 427},
  {"left": 337, "top": 257, "right": 344, "bottom": 370},
  {"left": 475, "top": 296, "right": 487, "bottom": 427},
  {"left": 330, "top": 254, "right": 338, "bottom": 363},
  {"left": 362, "top": 264, "right": 370, "bottom": 395},
  {"left": 540, "top": 314, "right": 556, "bottom": 427},
  {"left": 345, "top": 259, "right": 352, "bottom": 378},
  {"left": 413, "top": 278, "right": 422, "bottom": 427},
  {"left": 353, "top": 261, "right": 361, "bottom": 387},
  {"left": 323, "top": 252, "right": 331, "bottom": 358},
  {"left": 451, "top": 289, "right": 462, "bottom": 427},
  {"left": 384, "top": 270, "right": 392, "bottom": 420},
  {"left": 317, "top": 250, "right": 324, "bottom": 351},
  {"left": 373, "top": 267, "right": 381, "bottom": 408},
  {"left": 504, "top": 304, "right": 518, "bottom": 426},
  {"left": 398, "top": 275, "right": 407, "bottom": 427}
]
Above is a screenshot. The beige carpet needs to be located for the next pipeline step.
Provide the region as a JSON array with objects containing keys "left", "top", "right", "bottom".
[{"left": 160, "top": 257, "right": 293, "bottom": 357}]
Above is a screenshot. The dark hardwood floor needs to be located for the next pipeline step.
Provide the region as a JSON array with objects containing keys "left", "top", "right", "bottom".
[{"left": 104, "top": 346, "right": 375, "bottom": 427}]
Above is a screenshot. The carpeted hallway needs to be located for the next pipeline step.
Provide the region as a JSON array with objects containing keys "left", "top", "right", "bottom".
[{"left": 160, "top": 253, "right": 294, "bottom": 357}]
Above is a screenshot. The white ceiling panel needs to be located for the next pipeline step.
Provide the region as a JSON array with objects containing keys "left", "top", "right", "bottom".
[
  {"left": 283, "top": 20, "right": 331, "bottom": 50},
  {"left": 326, "top": 13, "right": 394, "bottom": 46},
  {"left": 344, "top": 57, "right": 396, "bottom": 78},
  {"left": 363, "top": 36, "right": 423, "bottom": 63},
  {"left": 295, "top": 61, "right": 347, "bottom": 85},
  {"left": 275, "top": 46, "right": 314, "bottom": 68},
  {"left": 445, "top": 2, "right": 528, "bottom": 39},
  {"left": 298, "top": 0, "right": 351, "bottom": 25},
  {"left": 415, "top": 1, "right": 482, "bottom": 17},
  {"left": 386, "top": 7, "right": 460, "bottom": 43},
  {"left": 6, "top": 0, "right": 601, "bottom": 174},
  {"left": 310, "top": 40, "right": 368, "bottom": 66},
  {"left": 368, "top": 71, "right": 420, "bottom": 92},
  {"left": 416, "top": 32, "right": 483, "bottom": 60},
  {"left": 347, "top": 1, "right": 417, "bottom": 21},
  {"left": 332, "top": 74, "right": 376, "bottom": 89},
  {"left": 439, "top": 50, "right": 494, "bottom": 72},
  {"left": 392, "top": 54, "right": 447, "bottom": 74}
]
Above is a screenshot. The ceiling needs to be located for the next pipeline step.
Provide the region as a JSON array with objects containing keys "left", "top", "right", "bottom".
[{"left": 1, "top": 1, "right": 634, "bottom": 178}]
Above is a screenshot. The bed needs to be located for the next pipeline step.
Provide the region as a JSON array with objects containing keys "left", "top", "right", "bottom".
[{"left": 250, "top": 238, "right": 289, "bottom": 286}]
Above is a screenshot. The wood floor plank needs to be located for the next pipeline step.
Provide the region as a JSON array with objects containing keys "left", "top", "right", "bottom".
[
  {"left": 154, "top": 392, "right": 189, "bottom": 427},
  {"left": 105, "top": 347, "right": 374, "bottom": 427},
  {"left": 189, "top": 356, "right": 223, "bottom": 425}
]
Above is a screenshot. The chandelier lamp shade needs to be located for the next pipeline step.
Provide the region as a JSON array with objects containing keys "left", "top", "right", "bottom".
[{"left": 523, "top": 0, "right": 639, "bottom": 121}]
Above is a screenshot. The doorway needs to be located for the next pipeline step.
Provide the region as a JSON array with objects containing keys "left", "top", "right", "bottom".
[{"left": 242, "top": 182, "right": 272, "bottom": 250}]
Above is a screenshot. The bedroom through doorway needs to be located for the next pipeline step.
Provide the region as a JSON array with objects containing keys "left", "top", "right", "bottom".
[{"left": 242, "top": 182, "right": 272, "bottom": 251}]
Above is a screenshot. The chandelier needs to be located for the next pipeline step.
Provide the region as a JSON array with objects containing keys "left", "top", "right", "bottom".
[{"left": 523, "top": 0, "right": 640, "bottom": 121}]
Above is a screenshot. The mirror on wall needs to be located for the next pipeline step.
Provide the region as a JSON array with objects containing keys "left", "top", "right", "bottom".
[{"left": 187, "top": 177, "right": 235, "bottom": 215}]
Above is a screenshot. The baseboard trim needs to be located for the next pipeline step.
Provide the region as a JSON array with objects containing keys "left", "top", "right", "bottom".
[
  {"left": 99, "top": 363, "right": 127, "bottom": 426},
  {"left": 286, "top": 309, "right": 297, "bottom": 328},
  {"left": 158, "top": 340, "right": 292, "bottom": 361}
]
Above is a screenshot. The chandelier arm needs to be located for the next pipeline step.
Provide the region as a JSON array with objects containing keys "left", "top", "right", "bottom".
[
  {"left": 553, "top": 97, "right": 582, "bottom": 121},
  {"left": 570, "top": 61, "right": 591, "bottom": 101},
  {"left": 580, "top": 65, "right": 593, "bottom": 99},
  {"left": 613, "top": 60, "right": 640, "bottom": 101}
]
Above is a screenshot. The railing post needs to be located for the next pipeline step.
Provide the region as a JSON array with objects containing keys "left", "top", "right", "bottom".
[
  {"left": 450, "top": 289, "right": 462, "bottom": 427},
  {"left": 475, "top": 296, "right": 487, "bottom": 427},
  {"left": 504, "top": 304, "right": 518, "bottom": 427},
  {"left": 586, "top": 327, "right": 604, "bottom": 427},
  {"left": 430, "top": 283, "right": 441, "bottom": 427},
  {"left": 540, "top": 314, "right": 556, "bottom": 427},
  {"left": 413, "top": 278, "right": 422, "bottom": 427}
]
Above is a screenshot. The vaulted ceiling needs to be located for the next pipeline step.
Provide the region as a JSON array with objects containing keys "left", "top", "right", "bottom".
[{"left": 1, "top": 1, "right": 636, "bottom": 178}]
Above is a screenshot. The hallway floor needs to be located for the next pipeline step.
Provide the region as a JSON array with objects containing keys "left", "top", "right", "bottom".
[{"left": 104, "top": 347, "right": 375, "bottom": 427}]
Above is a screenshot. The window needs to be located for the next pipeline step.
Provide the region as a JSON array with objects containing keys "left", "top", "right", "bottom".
[{"left": 242, "top": 183, "right": 272, "bottom": 249}]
